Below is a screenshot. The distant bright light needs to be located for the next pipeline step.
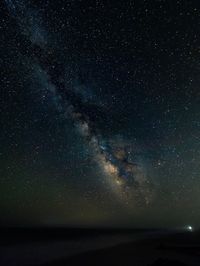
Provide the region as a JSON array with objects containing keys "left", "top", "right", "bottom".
[{"left": 187, "top": 225, "right": 193, "bottom": 231}]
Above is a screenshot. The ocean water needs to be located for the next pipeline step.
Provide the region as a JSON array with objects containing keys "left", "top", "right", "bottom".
[{"left": 0, "top": 230, "right": 160, "bottom": 266}]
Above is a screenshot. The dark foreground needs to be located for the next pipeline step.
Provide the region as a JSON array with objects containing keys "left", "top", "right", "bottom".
[{"left": 0, "top": 228, "right": 200, "bottom": 266}]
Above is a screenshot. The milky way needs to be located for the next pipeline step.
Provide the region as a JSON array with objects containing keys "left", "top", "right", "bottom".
[
  {"left": 3, "top": 0, "right": 200, "bottom": 228},
  {"left": 4, "top": 0, "right": 153, "bottom": 206}
]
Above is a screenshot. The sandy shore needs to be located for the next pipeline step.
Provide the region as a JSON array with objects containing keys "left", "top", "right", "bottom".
[{"left": 43, "top": 232, "right": 200, "bottom": 266}]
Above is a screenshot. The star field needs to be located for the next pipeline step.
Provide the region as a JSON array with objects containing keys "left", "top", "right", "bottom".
[{"left": 1, "top": 0, "right": 200, "bottom": 228}]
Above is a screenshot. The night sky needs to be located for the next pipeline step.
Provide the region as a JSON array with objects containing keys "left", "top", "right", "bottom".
[{"left": 1, "top": 0, "right": 200, "bottom": 228}]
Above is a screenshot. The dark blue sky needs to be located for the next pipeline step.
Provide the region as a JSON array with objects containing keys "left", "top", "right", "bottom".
[{"left": 1, "top": 0, "right": 200, "bottom": 228}]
